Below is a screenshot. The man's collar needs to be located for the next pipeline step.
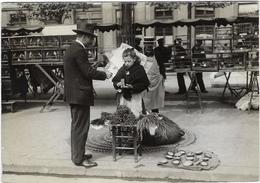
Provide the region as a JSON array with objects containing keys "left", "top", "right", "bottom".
[{"left": 75, "top": 39, "right": 85, "bottom": 49}]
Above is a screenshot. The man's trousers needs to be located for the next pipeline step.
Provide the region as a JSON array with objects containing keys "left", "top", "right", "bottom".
[
  {"left": 177, "top": 73, "right": 187, "bottom": 93},
  {"left": 70, "top": 104, "right": 90, "bottom": 164},
  {"left": 191, "top": 72, "right": 206, "bottom": 92}
]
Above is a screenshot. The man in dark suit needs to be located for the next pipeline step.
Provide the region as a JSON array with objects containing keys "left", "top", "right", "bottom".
[
  {"left": 63, "top": 23, "right": 112, "bottom": 168},
  {"left": 173, "top": 39, "right": 187, "bottom": 95},
  {"left": 154, "top": 38, "right": 171, "bottom": 80}
]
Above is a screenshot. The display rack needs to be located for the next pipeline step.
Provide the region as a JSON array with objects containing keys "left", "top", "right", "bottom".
[
  {"left": 191, "top": 53, "right": 218, "bottom": 72},
  {"left": 195, "top": 37, "right": 214, "bottom": 54},
  {"left": 171, "top": 49, "right": 191, "bottom": 72},
  {"left": 233, "top": 23, "right": 259, "bottom": 71},
  {"left": 1, "top": 38, "right": 13, "bottom": 101},
  {"left": 195, "top": 26, "right": 214, "bottom": 54},
  {"left": 4, "top": 35, "right": 98, "bottom": 65},
  {"left": 1, "top": 34, "right": 98, "bottom": 109},
  {"left": 214, "top": 26, "right": 232, "bottom": 53},
  {"left": 217, "top": 52, "right": 246, "bottom": 71}
]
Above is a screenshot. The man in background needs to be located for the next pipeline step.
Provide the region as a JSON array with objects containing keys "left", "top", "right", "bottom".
[
  {"left": 173, "top": 38, "right": 187, "bottom": 95},
  {"left": 191, "top": 40, "right": 208, "bottom": 93},
  {"left": 154, "top": 38, "right": 171, "bottom": 80}
]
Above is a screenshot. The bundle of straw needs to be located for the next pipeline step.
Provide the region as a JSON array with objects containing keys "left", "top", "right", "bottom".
[{"left": 137, "top": 112, "right": 185, "bottom": 146}]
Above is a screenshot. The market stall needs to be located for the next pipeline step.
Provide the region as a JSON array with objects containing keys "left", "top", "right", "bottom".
[
  {"left": 1, "top": 23, "right": 121, "bottom": 111},
  {"left": 134, "top": 15, "right": 259, "bottom": 111},
  {"left": 2, "top": 16, "right": 258, "bottom": 112}
]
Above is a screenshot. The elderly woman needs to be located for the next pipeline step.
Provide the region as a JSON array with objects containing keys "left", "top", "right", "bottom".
[
  {"left": 112, "top": 48, "right": 150, "bottom": 117},
  {"left": 143, "top": 48, "right": 165, "bottom": 113}
]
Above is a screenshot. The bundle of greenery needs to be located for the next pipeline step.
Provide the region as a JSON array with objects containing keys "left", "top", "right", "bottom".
[{"left": 110, "top": 105, "right": 138, "bottom": 126}]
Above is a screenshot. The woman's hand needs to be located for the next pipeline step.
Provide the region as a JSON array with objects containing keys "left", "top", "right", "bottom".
[
  {"left": 117, "top": 82, "right": 123, "bottom": 88},
  {"left": 122, "top": 84, "right": 133, "bottom": 89}
]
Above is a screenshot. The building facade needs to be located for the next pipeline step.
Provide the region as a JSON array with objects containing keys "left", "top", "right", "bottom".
[{"left": 1, "top": 2, "right": 258, "bottom": 52}]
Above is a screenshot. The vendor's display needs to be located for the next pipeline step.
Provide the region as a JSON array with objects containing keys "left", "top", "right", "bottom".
[
  {"left": 172, "top": 53, "right": 192, "bottom": 72},
  {"left": 192, "top": 53, "right": 218, "bottom": 71},
  {"left": 3, "top": 35, "right": 98, "bottom": 64},
  {"left": 91, "top": 105, "right": 185, "bottom": 146},
  {"left": 218, "top": 52, "right": 246, "bottom": 71},
  {"left": 6, "top": 35, "right": 75, "bottom": 63},
  {"left": 157, "top": 149, "right": 220, "bottom": 171},
  {"left": 86, "top": 125, "right": 195, "bottom": 154}
]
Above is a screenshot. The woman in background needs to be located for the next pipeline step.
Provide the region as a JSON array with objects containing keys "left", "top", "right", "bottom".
[{"left": 143, "top": 47, "right": 165, "bottom": 113}]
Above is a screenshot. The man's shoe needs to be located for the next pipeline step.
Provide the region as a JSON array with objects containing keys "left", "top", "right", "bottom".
[
  {"left": 201, "top": 90, "right": 208, "bottom": 93},
  {"left": 84, "top": 154, "right": 92, "bottom": 160},
  {"left": 75, "top": 159, "right": 97, "bottom": 168}
]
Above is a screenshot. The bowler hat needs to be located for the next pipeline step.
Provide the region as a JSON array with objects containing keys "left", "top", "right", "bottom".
[{"left": 72, "top": 23, "right": 97, "bottom": 37}]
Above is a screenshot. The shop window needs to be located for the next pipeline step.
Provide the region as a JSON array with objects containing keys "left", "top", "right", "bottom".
[
  {"left": 195, "top": 7, "right": 214, "bottom": 18},
  {"left": 155, "top": 7, "right": 173, "bottom": 19},
  {"left": 238, "top": 3, "right": 258, "bottom": 16},
  {"left": 10, "top": 13, "right": 27, "bottom": 24}
]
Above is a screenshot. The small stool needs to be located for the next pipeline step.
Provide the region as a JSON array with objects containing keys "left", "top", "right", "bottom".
[{"left": 110, "top": 124, "right": 142, "bottom": 162}]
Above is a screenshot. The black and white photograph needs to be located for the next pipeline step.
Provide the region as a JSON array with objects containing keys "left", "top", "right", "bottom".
[{"left": 1, "top": 1, "right": 259, "bottom": 182}]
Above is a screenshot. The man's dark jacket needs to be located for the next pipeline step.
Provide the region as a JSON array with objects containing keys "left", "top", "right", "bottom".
[
  {"left": 154, "top": 45, "right": 171, "bottom": 79},
  {"left": 112, "top": 62, "right": 150, "bottom": 100},
  {"left": 63, "top": 42, "right": 106, "bottom": 106}
]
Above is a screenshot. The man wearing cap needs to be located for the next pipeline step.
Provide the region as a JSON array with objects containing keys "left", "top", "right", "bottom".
[
  {"left": 63, "top": 23, "right": 112, "bottom": 168},
  {"left": 154, "top": 38, "right": 171, "bottom": 80},
  {"left": 173, "top": 39, "right": 187, "bottom": 95}
]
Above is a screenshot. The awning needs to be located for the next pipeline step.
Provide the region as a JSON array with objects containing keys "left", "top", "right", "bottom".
[
  {"left": 2, "top": 25, "right": 44, "bottom": 36},
  {"left": 1, "top": 23, "right": 121, "bottom": 36},
  {"left": 133, "top": 16, "right": 259, "bottom": 28},
  {"left": 95, "top": 23, "right": 121, "bottom": 32}
]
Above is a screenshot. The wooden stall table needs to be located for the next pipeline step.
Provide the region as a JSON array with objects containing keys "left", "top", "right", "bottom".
[
  {"left": 186, "top": 71, "right": 203, "bottom": 113},
  {"left": 187, "top": 54, "right": 219, "bottom": 113},
  {"left": 218, "top": 51, "right": 248, "bottom": 100},
  {"left": 172, "top": 55, "right": 204, "bottom": 113},
  {"left": 12, "top": 61, "right": 64, "bottom": 112}
]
